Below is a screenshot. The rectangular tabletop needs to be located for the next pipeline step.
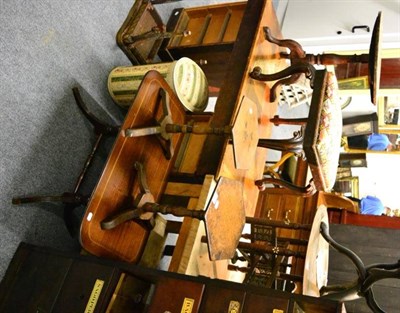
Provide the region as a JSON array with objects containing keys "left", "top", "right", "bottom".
[
  {"left": 169, "top": 0, "right": 288, "bottom": 274},
  {"left": 195, "top": 0, "right": 286, "bottom": 217},
  {"left": 80, "top": 70, "right": 186, "bottom": 262}
]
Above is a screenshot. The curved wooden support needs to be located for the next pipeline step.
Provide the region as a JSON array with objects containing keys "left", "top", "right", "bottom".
[
  {"left": 250, "top": 62, "right": 315, "bottom": 84},
  {"left": 72, "top": 87, "right": 119, "bottom": 136},
  {"left": 72, "top": 87, "right": 119, "bottom": 195},
  {"left": 249, "top": 63, "right": 315, "bottom": 102},
  {"left": 258, "top": 128, "right": 305, "bottom": 156},
  {"left": 364, "top": 289, "right": 385, "bottom": 313},
  {"left": 101, "top": 161, "right": 156, "bottom": 230},
  {"left": 362, "top": 260, "right": 400, "bottom": 293},
  {"left": 319, "top": 222, "right": 396, "bottom": 312},
  {"left": 263, "top": 152, "right": 295, "bottom": 178},
  {"left": 12, "top": 192, "right": 89, "bottom": 237},
  {"left": 101, "top": 161, "right": 206, "bottom": 230},
  {"left": 263, "top": 26, "right": 306, "bottom": 60},
  {"left": 269, "top": 73, "right": 303, "bottom": 102},
  {"left": 320, "top": 222, "right": 366, "bottom": 280}
]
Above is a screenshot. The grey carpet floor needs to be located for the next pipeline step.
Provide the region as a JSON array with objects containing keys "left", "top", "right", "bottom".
[
  {"left": 0, "top": 0, "right": 139, "bottom": 280},
  {"left": 0, "top": 0, "right": 283, "bottom": 280}
]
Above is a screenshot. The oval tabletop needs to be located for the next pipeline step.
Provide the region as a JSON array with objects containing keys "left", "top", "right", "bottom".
[{"left": 303, "top": 204, "right": 330, "bottom": 297}]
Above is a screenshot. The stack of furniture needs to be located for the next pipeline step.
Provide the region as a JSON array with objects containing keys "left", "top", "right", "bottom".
[{"left": 8, "top": 1, "right": 374, "bottom": 312}]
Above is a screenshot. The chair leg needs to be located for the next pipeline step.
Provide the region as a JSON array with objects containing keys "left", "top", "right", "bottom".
[
  {"left": 264, "top": 152, "right": 295, "bottom": 180},
  {"left": 262, "top": 26, "right": 306, "bottom": 61}
]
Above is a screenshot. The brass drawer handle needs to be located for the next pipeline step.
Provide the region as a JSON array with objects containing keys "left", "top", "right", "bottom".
[
  {"left": 266, "top": 208, "right": 274, "bottom": 220},
  {"left": 284, "top": 209, "right": 292, "bottom": 224}
]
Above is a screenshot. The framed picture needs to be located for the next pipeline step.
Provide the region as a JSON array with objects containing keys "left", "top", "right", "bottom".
[
  {"left": 339, "top": 153, "right": 367, "bottom": 168},
  {"left": 338, "top": 76, "right": 369, "bottom": 90},
  {"left": 342, "top": 113, "right": 378, "bottom": 137},
  {"left": 333, "top": 176, "right": 359, "bottom": 198}
]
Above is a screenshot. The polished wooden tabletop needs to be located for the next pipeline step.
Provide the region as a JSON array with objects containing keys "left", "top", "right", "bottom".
[
  {"left": 80, "top": 71, "right": 186, "bottom": 262},
  {"left": 198, "top": 0, "right": 287, "bottom": 218},
  {"left": 169, "top": 0, "right": 288, "bottom": 274}
]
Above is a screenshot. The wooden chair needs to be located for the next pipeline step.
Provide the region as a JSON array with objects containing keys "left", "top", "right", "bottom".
[
  {"left": 12, "top": 88, "right": 119, "bottom": 236},
  {"left": 228, "top": 220, "right": 310, "bottom": 291},
  {"left": 254, "top": 69, "right": 343, "bottom": 197}
]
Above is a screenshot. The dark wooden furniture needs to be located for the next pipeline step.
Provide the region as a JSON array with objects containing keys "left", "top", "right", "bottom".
[
  {"left": 116, "top": 0, "right": 165, "bottom": 64},
  {"left": 0, "top": 242, "right": 347, "bottom": 313},
  {"left": 328, "top": 208, "right": 400, "bottom": 229},
  {"left": 166, "top": 0, "right": 289, "bottom": 274},
  {"left": 255, "top": 70, "right": 343, "bottom": 195},
  {"left": 227, "top": 216, "right": 312, "bottom": 292},
  {"left": 255, "top": 185, "right": 356, "bottom": 293},
  {"left": 325, "top": 224, "right": 400, "bottom": 313},
  {"left": 319, "top": 223, "right": 400, "bottom": 313},
  {"left": 12, "top": 88, "right": 119, "bottom": 236},
  {"left": 278, "top": 12, "right": 383, "bottom": 104},
  {"left": 79, "top": 70, "right": 186, "bottom": 263}
]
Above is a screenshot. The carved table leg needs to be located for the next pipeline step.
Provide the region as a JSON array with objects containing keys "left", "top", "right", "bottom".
[
  {"left": 258, "top": 128, "right": 305, "bottom": 156},
  {"left": 249, "top": 62, "right": 315, "bottom": 102},
  {"left": 263, "top": 26, "right": 306, "bottom": 60}
]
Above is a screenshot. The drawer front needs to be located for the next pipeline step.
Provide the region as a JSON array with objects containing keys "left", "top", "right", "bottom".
[
  {"left": 242, "top": 292, "right": 289, "bottom": 313},
  {"left": 147, "top": 277, "right": 205, "bottom": 313},
  {"left": 200, "top": 285, "right": 246, "bottom": 312}
]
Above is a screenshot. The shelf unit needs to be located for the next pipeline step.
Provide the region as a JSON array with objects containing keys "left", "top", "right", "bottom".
[
  {"left": 0, "top": 243, "right": 346, "bottom": 313},
  {"left": 159, "top": 2, "right": 247, "bottom": 93}
]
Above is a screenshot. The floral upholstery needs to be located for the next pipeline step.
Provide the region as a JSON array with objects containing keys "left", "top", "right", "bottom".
[{"left": 311, "top": 71, "right": 342, "bottom": 191}]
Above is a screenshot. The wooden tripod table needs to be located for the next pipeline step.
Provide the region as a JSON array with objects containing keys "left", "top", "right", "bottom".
[
  {"left": 79, "top": 71, "right": 186, "bottom": 263},
  {"left": 101, "top": 165, "right": 246, "bottom": 261},
  {"left": 123, "top": 93, "right": 259, "bottom": 170}
]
